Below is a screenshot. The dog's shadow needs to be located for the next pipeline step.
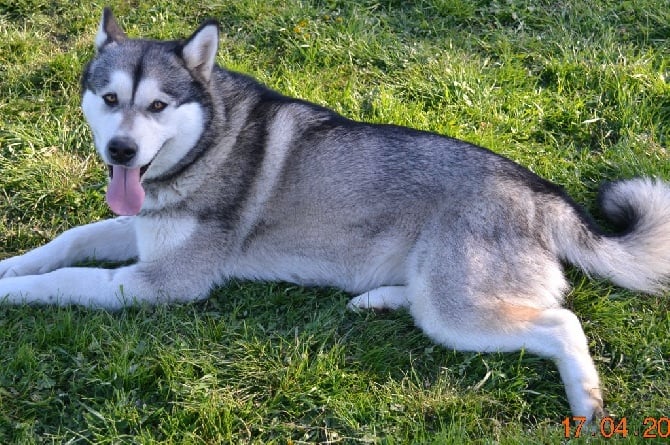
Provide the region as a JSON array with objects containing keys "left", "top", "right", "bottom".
[
  {"left": 2, "top": 268, "right": 611, "bottom": 433},
  {"left": 0, "top": 278, "right": 575, "bottom": 438},
  {"left": 200, "top": 280, "right": 568, "bottom": 423}
]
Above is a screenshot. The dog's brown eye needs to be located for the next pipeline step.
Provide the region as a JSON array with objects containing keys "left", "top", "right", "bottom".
[
  {"left": 149, "top": 100, "right": 167, "bottom": 113},
  {"left": 102, "top": 93, "right": 118, "bottom": 106}
]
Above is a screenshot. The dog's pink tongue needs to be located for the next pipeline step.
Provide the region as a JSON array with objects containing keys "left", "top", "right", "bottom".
[{"left": 106, "top": 166, "right": 145, "bottom": 216}]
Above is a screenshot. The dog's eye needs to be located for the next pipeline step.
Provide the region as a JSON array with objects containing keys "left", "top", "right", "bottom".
[
  {"left": 148, "top": 100, "right": 167, "bottom": 113},
  {"left": 102, "top": 93, "right": 118, "bottom": 106}
]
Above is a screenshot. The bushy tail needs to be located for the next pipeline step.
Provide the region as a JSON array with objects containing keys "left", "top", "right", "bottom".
[{"left": 559, "top": 178, "right": 670, "bottom": 294}]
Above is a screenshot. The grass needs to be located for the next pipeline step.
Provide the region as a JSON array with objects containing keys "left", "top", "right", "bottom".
[{"left": 1, "top": 0, "right": 669, "bottom": 443}]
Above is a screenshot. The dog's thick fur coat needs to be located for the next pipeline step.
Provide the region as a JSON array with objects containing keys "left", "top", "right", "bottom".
[{"left": 2, "top": 9, "right": 670, "bottom": 421}]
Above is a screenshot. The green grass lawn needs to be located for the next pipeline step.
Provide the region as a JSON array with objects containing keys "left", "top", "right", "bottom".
[{"left": 1, "top": 0, "right": 669, "bottom": 443}]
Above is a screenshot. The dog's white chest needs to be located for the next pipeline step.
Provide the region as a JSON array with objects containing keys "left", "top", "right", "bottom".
[{"left": 134, "top": 215, "right": 197, "bottom": 261}]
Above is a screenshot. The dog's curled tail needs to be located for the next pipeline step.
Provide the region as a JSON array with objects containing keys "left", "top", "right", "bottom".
[{"left": 560, "top": 177, "right": 670, "bottom": 294}]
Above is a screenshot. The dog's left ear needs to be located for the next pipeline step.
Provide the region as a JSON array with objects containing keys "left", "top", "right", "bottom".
[
  {"left": 95, "top": 7, "right": 127, "bottom": 51},
  {"left": 180, "top": 20, "right": 219, "bottom": 83}
]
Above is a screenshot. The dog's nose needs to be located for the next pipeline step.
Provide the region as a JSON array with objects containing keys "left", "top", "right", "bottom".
[{"left": 107, "top": 137, "right": 138, "bottom": 165}]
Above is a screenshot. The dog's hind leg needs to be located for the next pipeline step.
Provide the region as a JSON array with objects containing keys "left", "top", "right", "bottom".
[
  {"left": 405, "top": 206, "right": 605, "bottom": 419},
  {"left": 410, "top": 286, "right": 604, "bottom": 421},
  {"left": 347, "top": 285, "right": 409, "bottom": 311}
]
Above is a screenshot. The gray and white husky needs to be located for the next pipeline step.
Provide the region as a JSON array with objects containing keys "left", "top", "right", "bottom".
[{"left": 2, "top": 8, "right": 670, "bottom": 421}]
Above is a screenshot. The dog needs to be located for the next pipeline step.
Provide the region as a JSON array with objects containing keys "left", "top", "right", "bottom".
[{"left": 1, "top": 8, "right": 669, "bottom": 422}]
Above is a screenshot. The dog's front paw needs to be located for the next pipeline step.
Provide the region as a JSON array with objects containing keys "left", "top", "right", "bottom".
[
  {"left": 0, "top": 252, "right": 58, "bottom": 279},
  {"left": 0, "top": 275, "right": 21, "bottom": 301},
  {"left": 0, "top": 255, "right": 31, "bottom": 279},
  {"left": 0, "top": 274, "right": 53, "bottom": 305}
]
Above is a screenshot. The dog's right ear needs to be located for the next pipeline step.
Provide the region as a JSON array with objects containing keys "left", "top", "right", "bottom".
[{"left": 95, "top": 7, "right": 127, "bottom": 51}]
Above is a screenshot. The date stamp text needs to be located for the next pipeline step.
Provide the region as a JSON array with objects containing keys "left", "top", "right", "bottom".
[{"left": 562, "top": 416, "right": 669, "bottom": 439}]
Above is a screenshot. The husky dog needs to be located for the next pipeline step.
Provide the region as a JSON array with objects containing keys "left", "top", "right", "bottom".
[{"left": 1, "top": 8, "right": 669, "bottom": 421}]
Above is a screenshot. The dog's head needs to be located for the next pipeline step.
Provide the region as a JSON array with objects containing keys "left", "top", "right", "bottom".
[{"left": 81, "top": 8, "right": 219, "bottom": 215}]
